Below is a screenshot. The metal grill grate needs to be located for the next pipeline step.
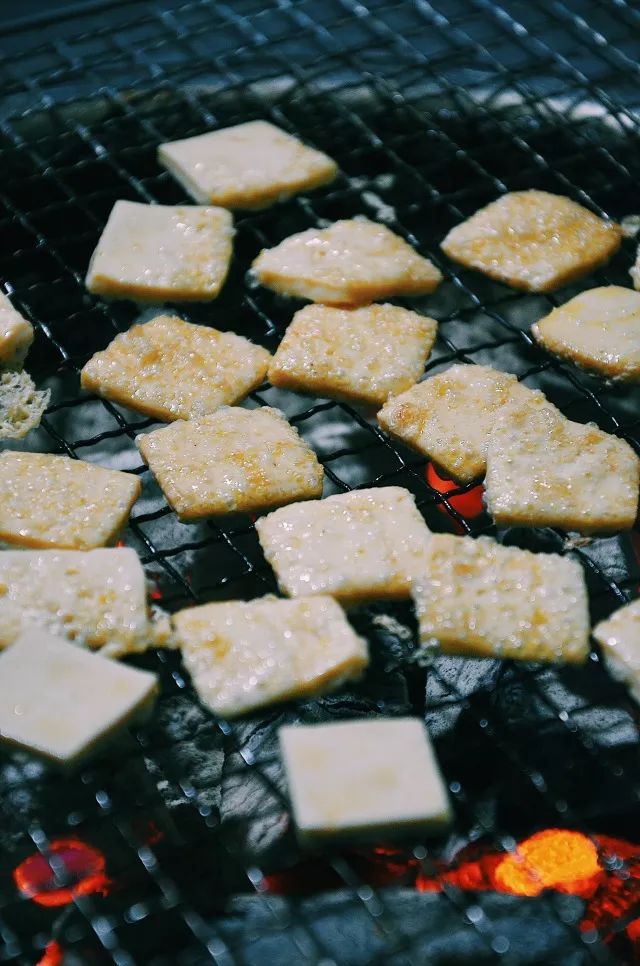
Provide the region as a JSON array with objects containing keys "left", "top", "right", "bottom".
[{"left": 1, "top": 2, "right": 640, "bottom": 963}]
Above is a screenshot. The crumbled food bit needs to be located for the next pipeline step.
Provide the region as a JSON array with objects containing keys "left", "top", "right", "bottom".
[
  {"left": 441, "top": 190, "right": 621, "bottom": 292},
  {"left": 377, "top": 363, "right": 554, "bottom": 483},
  {"left": 174, "top": 595, "right": 368, "bottom": 718},
  {"left": 484, "top": 406, "right": 640, "bottom": 534},
  {"left": 0, "top": 629, "right": 158, "bottom": 767},
  {"left": 158, "top": 120, "right": 338, "bottom": 210},
  {"left": 279, "top": 717, "right": 452, "bottom": 845},
  {"left": 412, "top": 534, "right": 589, "bottom": 664},
  {"left": 0, "top": 293, "right": 34, "bottom": 368},
  {"left": 268, "top": 303, "right": 437, "bottom": 406},
  {"left": 256, "top": 486, "right": 431, "bottom": 606},
  {"left": 0, "top": 369, "right": 49, "bottom": 439},
  {"left": 0, "top": 547, "right": 149, "bottom": 656},
  {"left": 0, "top": 451, "right": 140, "bottom": 549},
  {"left": 82, "top": 314, "right": 271, "bottom": 421},
  {"left": 137, "top": 406, "right": 322, "bottom": 520},
  {"left": 531, "top": 286, "right": 640, "bottom": 382},
  {"left": 593, "top": 599, "right": 640, "bottom": 705},
  {"left": 252, "top": 218, "right": 442, "bottom": 305},
  {"left": 85, "top": 200, "right": 234, "bottom": 302}
]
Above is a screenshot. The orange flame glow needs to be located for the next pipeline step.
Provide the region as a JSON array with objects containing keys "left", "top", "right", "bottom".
[
  {"left": 494, "top": 829, "right": 602, "bottom": 897},
  {"left": 426, "top": 463, "right": 484, "bottom": 528},
  {"left": 13, "top": 839, "right": 110, "bottom": 907},
  {"left": 37, "top": 940, "right": 64, "bottom": 966}
]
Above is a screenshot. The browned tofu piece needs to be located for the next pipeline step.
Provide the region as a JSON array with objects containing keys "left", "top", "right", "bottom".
[
  {"left": 441, "top": 190, "right": 621, "bottom": 292},
  {"left": 0, "top": 292, "right": 34, "bottom": 368}
]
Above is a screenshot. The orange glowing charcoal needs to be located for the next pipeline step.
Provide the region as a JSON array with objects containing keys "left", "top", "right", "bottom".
[
  {"left": 37, "top": 940, "right": 64, "bottom": 966},
  {"left": 494, "top": 829, "right": 602, "bottom": 898},
  {"left": 13, "top": 839, "right": 110, "bottom": 908},
  {"left": 426, "top": 463, "right": 484, "bottom": 525}
]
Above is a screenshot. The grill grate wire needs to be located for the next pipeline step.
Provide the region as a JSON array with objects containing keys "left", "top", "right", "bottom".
[{"left": 1, "top": 1, "right": 640, "bottom": 963}]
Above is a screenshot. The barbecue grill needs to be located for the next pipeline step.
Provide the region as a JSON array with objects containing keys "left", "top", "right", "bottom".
[{"left": 1, "top": 1, "right": 640, "bottom": 963}]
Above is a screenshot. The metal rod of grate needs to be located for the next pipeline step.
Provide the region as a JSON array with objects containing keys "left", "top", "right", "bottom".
[{"left": 0, "top": 1, "right": 639, "bottom": 964}]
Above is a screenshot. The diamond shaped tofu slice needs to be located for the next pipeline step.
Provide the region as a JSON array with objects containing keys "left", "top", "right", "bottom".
[
  {"left": 0, "top": 548, "right": 149, "bottom": 657},
  {"left": 413, "top": 534, "right": 589, "bottom": 664},
  {"left": 137, "top": 406, "right": 322, "bottom": 520},
  {"left": 158, "top": 120, "right": 338, "bottom": 210},
  {"left": 268, "top": 304, "right": 437, "bottom": 407},
  {"left": 252, "top": 219, "right": 442, "bottom": 306},
  {"left": 85, "top": 200, "right": 234, "bottom": 302},
  {"left": 0, "top": 629, "right": 158, "bottom": 767},
  {"left": 256, "top": 486, "right": 431, "bottom": 606},
  {"left": 378, "top": 363, "right": 551, "bottom": 484},
  {"left": 82, "top": 315, "right": 271, "bottom": 422},
  {"left": 0, "top": 292, "right": 34, "bottom": 368},
  {"left": 593, "top": 599, "right": 640, "bottom": 704},
  {"left": 531, "top": 286, "right": 640, "bottom": 382},
  {"left": 484, "top": 406, "right": 640, "bottom": 533},
  {"left": 441, "top": 190, "right": 621, "bottom": 292},
  {"left": 174, "top": 595, "right": 368, "bottom": 719},
  {"left": 279, "top": 718, "right": 452, "bottom": 846},
  {"left": 0, "top": 452, "right": 140, "bottom": 549}
]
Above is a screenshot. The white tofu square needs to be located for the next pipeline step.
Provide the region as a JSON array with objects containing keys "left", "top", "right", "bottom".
[
  {"left": 252, "top": 219, "right": 442, "bottom": 306},
  {"left": 0, "top": 369, "right": 50, "bottom": 441},
  {"left": 0, "top": 293, "right": 34, "bottom": 368},
  {"left": 593, "top": 599, "right": 640, "bottom": 704},
  {"left": 279, "top": 718, "right": 452, "bottom": 845},
  {"left": 377, "top": 363, "right": 551, "bottom": 483},
  {"left": 158, "top": 120, "right": 338, "bottom": 210},
  {"left": 173, "top": 595, "right": 368, "bottom": 718},
  {"left": 0, "top": 548, "right": 149, "bottom": 657},
  {"left": 81, "top": 314, "right": 271, "bottom": 421},
  {"left": 85, "top": 201, "right": 234, "bottom": 302},
  {"left": 0, "top": 629, "right": 158, "bottom": 767},
  {"left": 268, "top": 304, "right": 437, "bottom": 407},
  {"left": 531, "top": 286, "right": 640, "bottom": 382},
  {"left": 137, "top": 406, "right": 323, "bottom": 520},
  {"left": 255, "top": 486, "right": 431, "bottom": 606},
  {"left": 441, "top": 190, "right": 621, "bottom": 292},
  {"left": 0, "top": 452, "right": 141, "bottom": 549},
  {"left": 412, "top": 534, "right": 590, "bottom": 664},
  {"left": 484, "top": 406, "right": 640, "bottom": 533}
]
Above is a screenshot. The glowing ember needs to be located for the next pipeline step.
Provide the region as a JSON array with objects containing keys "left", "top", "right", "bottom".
[
  {"left": 494, "top": 829, "right": 601, "bottom": 897},
  {"left": 37, "top": 940, "right": 64, "bottom": 966},
  {"left": 426, "top": 463, "right": 484, "bottom": 527},
  {"left": 13, "top": 839, "right": 110, "bottom": 907}
]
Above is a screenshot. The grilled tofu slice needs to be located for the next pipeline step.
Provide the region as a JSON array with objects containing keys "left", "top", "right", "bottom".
[
  {"left": 0, "top": 292, "right": 34, "bottom": 368},
  {"left": 86, "top": 200, "right": 234, "bottom": 302},
  {"left": 593, "top": 599, "right": 640, "bottom": 705},
  {"left": 441, "top": 190, "right": 621, "bottom": 292},
  {"left": 252, "top": 219, "right": 442, "bottom": 305},
  {"left": 159, "top": 120, "right": 338, "bottom": 210},
  {"left": 532, "top": 286, "right": 640, "bottom": 382},
  {"left": 412, "top": 534, "right": 590, "bottom": 664}
]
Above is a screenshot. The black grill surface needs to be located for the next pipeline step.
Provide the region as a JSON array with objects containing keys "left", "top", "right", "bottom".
[{"left": 1, "top": 2, "right": 640, "bottom": 964}]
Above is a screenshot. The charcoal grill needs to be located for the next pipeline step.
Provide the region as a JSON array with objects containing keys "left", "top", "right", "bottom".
[{"left": 1, "top": 1, "right": 640, "bottom": 963}]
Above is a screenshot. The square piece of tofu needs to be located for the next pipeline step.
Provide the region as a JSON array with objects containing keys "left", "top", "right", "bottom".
[
  {"left": 137, "top": 406, "right": 323, "bottom": 520},
  {"left": 531, "top": 286, "right": 640, "bottom": 382},
  {"left": 252, "top": 219, "right": 442, "bottom": 305},
  {"left": 0, "top": 452, "right": 140, "bottom": 549},
  {"left": 82, "top": 314, "right": 271, "bottom": 421},
  {"left": 412, "top": 534, "right": 590, "bottom": 664},
  {"left": 85, "top": 200, "right": 234, "bottom": 302},
  {"left": 255, "top": 486, "right": 431, "bottom": 606},
  {"left": 0, "top": 292, "right": 34, "bottom": 368},
  {"left": 593, "top": 599, "right": 640, "bottom": 704},
  {"left": 441, "top": 190, "right": 621, "bottom": 292},
  {"left": 0, "top": 548, "right": 149, "bottom": 656},
  {"left": 377, "top": 363, "right": 551, "bottom": 483},
  {"left": 279, "top": 717, "right": 452, "bottom": 845},
  {"left": 173, "top": 595, "right": 368, "bottom": 718},
  {"left": 484, "top": 407, "right": 640, "bottom": 533},
  {"left": 0, "top": 629, "right": 158, "bottom": 767},
  {"left": 158, "top": 120, "right": 338, "bottom": 210},
  {"left": 268, "top": 304, "right": 437, "bottom": 407}
]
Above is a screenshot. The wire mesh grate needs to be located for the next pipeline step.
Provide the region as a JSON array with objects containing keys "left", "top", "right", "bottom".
[{"left": 1, "top": 1, "right": 640, "bottom": 963}]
